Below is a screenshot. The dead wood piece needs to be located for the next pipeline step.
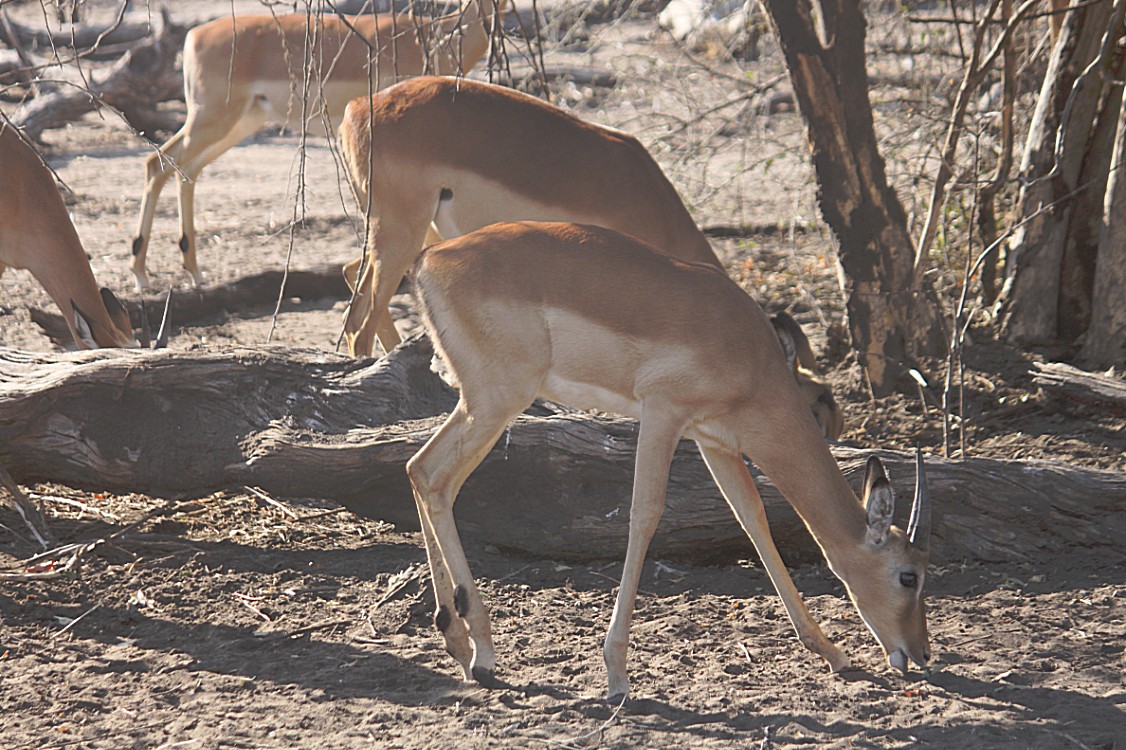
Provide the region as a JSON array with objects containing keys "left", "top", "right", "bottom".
[
  {"left": 3, "top": 13, "right": 162, "bottom": 56},
  {"left": 1032, "top": 362, "right": 1126, "bottom": 416},
  {"left": 30, "top": 264, "right": 352, "bottom": 344},
  {"left": 1, "top": 337, "right": 1123, "bottom": 564},
  {"left": 11, "top": 12, "right": 188, "bottom": 141}
]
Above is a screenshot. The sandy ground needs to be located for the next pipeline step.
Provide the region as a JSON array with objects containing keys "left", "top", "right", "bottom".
[{"left": 1, "top": 2, "right": 1123, "bottom": 749}]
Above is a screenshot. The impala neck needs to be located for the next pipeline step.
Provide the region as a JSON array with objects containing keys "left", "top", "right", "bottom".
[{"left": 744, "top": 403, "right": 868, "bottom": 565}]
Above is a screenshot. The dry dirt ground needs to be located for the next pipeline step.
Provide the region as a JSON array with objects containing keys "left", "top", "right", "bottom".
[{"left": 1, "top": 2, "right": 1124, "bottom": 748}]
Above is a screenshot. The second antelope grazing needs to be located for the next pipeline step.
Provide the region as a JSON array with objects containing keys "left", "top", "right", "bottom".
[
  {"left": 339, "top": 76, "right": 843, "bottom": 439},
  {"left": 0, "top": 124, "right": 135, "bottom": 349},
  {"left": 409, "top": 221, "right": 932, "bottom": 700},
  {"left": 130, "top": 1, "right": 505, "bottom": 291}
]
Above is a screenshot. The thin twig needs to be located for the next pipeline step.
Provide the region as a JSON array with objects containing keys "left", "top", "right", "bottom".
[
  {"left": 0, "top": 458, "right": 53, "bottom": 549},
  {"left": 244, "top": 486, "right": 299, "bottom": 519},
  {"left": 50, "top": 602, "right": 103, "bottom": 640}
]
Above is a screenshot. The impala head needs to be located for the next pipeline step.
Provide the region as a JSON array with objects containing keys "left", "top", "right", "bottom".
[
  {"left": 841, "top": 450, "right": 932, "bottom": 674},
  {"left": 770, "top": 313, "right": 844, "bottom": 441}
]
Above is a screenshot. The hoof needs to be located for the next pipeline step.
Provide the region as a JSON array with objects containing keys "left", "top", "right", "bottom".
[
  {"left": 471, "top": 666, "right": 508, "bottom": 690},
  {"left": 606, "top": 691, "right": 628, "bottom": 706}
]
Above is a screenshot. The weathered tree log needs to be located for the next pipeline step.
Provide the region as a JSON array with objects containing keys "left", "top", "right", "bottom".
[
  {"left": 1, "top": 337, "right": 1123, "bottom": 564},
  {"left": 30, "top": 264, "right": 353, "bottom": 345},
  {"left": 11, "top": 11, "right": 187, "bottom": 141},
  {"left": 3, "top": 13, "right": 165, "bottom": 57},
  {"left": 1032, "top": 361, "right": 1126, "bottom": 416}
]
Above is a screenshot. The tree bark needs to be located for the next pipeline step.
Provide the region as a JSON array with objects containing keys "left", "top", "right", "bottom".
[
  {"left": 760, "top": 0, "right": 945, "bottom": 396},
  {"left": 999, "top": 0, "right": 1119, "bottom": 345},
  {"left": 2, "top": 338, "right": 1122, "bottom": 564},
  {"left": 1080, "top": 91, "right": 1126, "bottom": 366},
  {"left": 1032, "top": 361, "right": 1126, "bottom": 415}
]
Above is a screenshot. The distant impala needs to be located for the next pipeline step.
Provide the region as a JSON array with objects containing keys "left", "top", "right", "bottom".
[
  {"left": 131, "top": 1, "right": 506, "bottom": 290},
  {"left": 1, "top": 123, "right": 135, "bottom": 349}
]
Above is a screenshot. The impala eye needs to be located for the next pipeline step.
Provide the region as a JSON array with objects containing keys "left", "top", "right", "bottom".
[{"left": 899, "top": 571, "right": 919, "bottom": 589}]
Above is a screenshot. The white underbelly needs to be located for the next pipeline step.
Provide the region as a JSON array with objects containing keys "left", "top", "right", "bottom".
[{"left": 540, "top": 374, "right": 642, "bottom": 420}]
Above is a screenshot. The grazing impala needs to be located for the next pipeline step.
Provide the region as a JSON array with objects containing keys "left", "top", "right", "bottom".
[
  {"left": 131, "top": 1, "right": 505, "bottom": 291},
  {"left": 1, "top": 124, "right": 135, "bottom": 349},
  {"left": 408, "top": 222, "right": 932, "bottom": 699},
  {"left": 339, "top": 75, "right": 845, "bottom": 439}
]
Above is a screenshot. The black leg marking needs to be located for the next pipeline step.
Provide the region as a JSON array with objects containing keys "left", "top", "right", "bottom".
[
  {"left": 178, "top": 235, "right": 189, "bottom": 254},
  {"left": 453, "top": 585, "right": 469, "bottom": 617},
  {"left": 131, "top": 235, "right": 145, "bottom": 256},
  {"left": 434, "top": 605, "right": 452, "bottom": 633}
]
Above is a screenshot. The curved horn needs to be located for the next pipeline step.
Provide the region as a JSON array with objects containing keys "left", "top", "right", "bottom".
[{"left": 906, "top": 446, "right": 931, "bottom": 550}]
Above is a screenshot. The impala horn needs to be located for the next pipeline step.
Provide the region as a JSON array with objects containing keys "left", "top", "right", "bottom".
[{"left": 905, "top": 446, "right": 931, "bottom": 551}]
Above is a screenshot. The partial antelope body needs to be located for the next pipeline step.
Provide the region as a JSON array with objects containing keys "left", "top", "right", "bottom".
[
  {"left": 339, "top": 75, "right": 844, "bottom": 438},
  {"left": 0, "top": 124, "right": 135, "bottom": 349},
  {"left": 131, "top": 1, "right": 505, "bottom": 291},
  {"left": 409, "top": 222, "right": 932, "bottom": 700}
]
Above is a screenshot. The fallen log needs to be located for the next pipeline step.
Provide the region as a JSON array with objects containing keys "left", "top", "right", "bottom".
[
  {"left": 1032, "top": 361, "right": 1126, "bottom": 417},
  {"left": 1, "top": 337, "right": 1123, "bottom": 563},
  {"left": 30, "top": 264, "right": 353, "bottom": 345},
  {"left": 11, "top": 10, "right": 187, "bottom": 140}
]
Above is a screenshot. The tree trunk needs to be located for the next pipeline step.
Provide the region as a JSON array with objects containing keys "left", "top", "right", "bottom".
[
  {"left": 2, "top": 338, "right": 1123, "bottom": 564},
  {"left": 999, "top": 0, "right": 1120, "bottom": 345},
  {"left": 761, "top": 0, "right": 945, "bottom": 395},
  {"left": 1080, "top": 90, "right": 1126, "bottom": 366}
]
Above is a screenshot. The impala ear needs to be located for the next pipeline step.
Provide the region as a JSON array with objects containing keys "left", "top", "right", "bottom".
[
  {"left": 71, "top": 301, "right": 100, "bottom": 349},
  {"left": 863, "top": 456, "right": 895, "bottom": 546},
  {"left": 770, "top": 315, "right": 799, "bottom": 373},
  {"left": 100, "top": 287, "right": 135, "bottom": 342}
]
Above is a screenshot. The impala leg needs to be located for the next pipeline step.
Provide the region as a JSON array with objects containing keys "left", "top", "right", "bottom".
[
  {"left": 603, "top": 409, "right": 684, "bottom": 702},
  {"left": 416, "top": 504, "right": 474, "bottom": 677},
  {"left": 174, "top": 104, "right": 269, "bottom": 288},
  {"left": 697, "top": 446, "right": 850, "bottom": 672},
  {"left": 133, "top": 132, "right": 186, "bottom": 291},
  {"left": 406, "top": 397, "right": 524, "bottom": 686},
  {"left": 346, "top": 219, "right": 428, "bottom": 357}
]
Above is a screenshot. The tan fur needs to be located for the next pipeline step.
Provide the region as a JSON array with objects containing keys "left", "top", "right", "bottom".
[
  {"left": 338, "top": 76, "right": 844, "bottom": 436},
  {"left": 130, "top": 1, "right": 505, "bottom": 290},
  {"left": 408, "top": 222, "right": 932, "bottom": 699},
  {"left": 0, "top": 124, "right": 135, "bottom": 349}
]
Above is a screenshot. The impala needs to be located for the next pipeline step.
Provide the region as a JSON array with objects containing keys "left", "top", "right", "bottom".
[
  {"left": 407, "top": 221, "right": 932, "bottom": 700},
  {"left": 339, "top": 76, "right": 844, "bottom": 439},
  {"left": 1, "top": 124, "right": 135, "bottom": 349},
  {"left": 130, "top": 1, "right": 505, "bottom": 291}
]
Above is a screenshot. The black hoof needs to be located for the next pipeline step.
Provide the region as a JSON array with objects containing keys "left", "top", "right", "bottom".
[
  {"left": 607, "top": 692, "right": 628, "bottom": 706},
  {"left": 471, "top": 666, "right": 508, "bottom": 690}
]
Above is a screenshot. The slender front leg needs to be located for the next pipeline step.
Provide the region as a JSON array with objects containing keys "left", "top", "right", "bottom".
[
  {"left": 697, "top": 445, "right": 850, "bottom": 672},
  {"left": 603, "top": 408, "right": 685, "bottom": 701}
]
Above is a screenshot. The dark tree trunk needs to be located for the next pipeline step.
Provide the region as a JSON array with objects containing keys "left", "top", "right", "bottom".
[
  {"left": 2, "top": 338, "right": 1123, "bottom": 564},
  {"left": 760, "top": 0, "right": 945, "bottom": 395}
]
